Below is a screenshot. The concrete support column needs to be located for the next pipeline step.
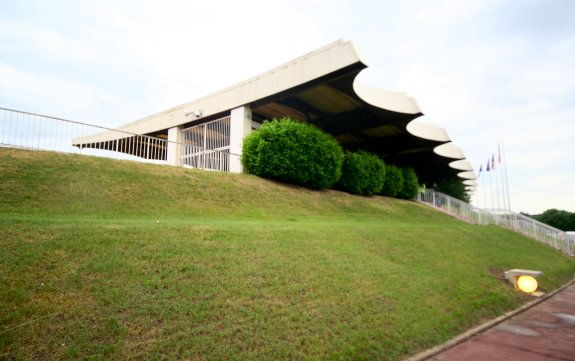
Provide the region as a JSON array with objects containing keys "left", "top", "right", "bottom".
[
  {"left": 230, "top": 105, "right": 252, "bottom": 173},
  {"left": 167, "top": 125, "right": 183, "bottom": 166}
]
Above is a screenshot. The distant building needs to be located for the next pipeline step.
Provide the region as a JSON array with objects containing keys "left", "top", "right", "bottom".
[{"left": 73, "top": 40, "right": 476, "bottom": 189}]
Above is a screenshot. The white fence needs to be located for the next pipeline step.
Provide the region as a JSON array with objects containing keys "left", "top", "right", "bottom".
[
  {"left": 181, "top": 116, "right": 233, "bottom": 171},
  {"left": 418, "top": 190, "right": 574, "bottom": 255},
  {"left": 0, "top": 107, "right": 240, "bottom": 171}
]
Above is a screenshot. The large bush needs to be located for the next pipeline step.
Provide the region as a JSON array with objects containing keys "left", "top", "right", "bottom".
[
  {"left": 381, "top": 164, "right": 403, "bottom": 198},
  {"left": 241, "top": 118, "right": 343, "bottom": 189},
  {"left": 438, "top": 177, "right": 471, "bottom": 202},
  {"left": 397, "top": 167, "right": 419, "bottom": 199},
  {"left": 336, "top": 150, "right": 386, "bottom": 195}
]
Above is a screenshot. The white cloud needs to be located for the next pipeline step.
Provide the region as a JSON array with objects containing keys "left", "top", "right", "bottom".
[
  {"left": 0, "top": 62, "right": 111, "bottom": 119},
  {"left": 0, "top": 21, "right": 100, "bottom": 65},
  {"left": 512, "top": 181, "right": 575, "bottom": 215},
  {"left": 411, "top": 0, "right": 498, "bottom": 25}
]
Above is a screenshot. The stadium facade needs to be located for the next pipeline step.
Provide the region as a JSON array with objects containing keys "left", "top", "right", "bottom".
[{"left": 73, "top": 40, "right": 477, "bottom": 189}]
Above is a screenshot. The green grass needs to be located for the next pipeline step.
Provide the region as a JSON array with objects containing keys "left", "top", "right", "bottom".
[{"left": 1, "top": 148, "right": 574, "bottom": 360}]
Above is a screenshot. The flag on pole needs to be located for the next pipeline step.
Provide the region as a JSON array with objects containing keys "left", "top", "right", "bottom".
[
  {"left": 492, "top": 154, "right": 495, "bottom": 170},
  {"left": 486, "top": 158, "right": 490, "bottom": 172},
  {"left": 498, "top": 144, "right": 501, "bottom": 163},
  {"left": 478, "top": 163, "right": 482, "bottom": 178}
]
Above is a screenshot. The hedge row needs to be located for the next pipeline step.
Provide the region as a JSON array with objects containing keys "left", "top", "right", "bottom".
[
  {"left": 241, "top": 118, "right": 419, "bottom": 199},
  {"left": 241, "top": 118, "right": 343, "bottom": 189},
  {"left": 337, "top": 150, "right": 386, "bottom": 196}
]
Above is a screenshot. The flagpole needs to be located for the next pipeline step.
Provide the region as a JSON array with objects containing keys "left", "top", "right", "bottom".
[
  {"left": 502, "top": 136, "right": 512, "bottom": 212},
  {"left": 497, "top": 142, "right": 507, "bottom": 213},
  {"left": 493, "top": 154, "right": 502, "bottom": 211},
  {"left": 488, "top": 159, "right": 495, "bottom": 210},
  {"left": 477, "top": 163, "right": 484, "bottom": 209},
  {"left": 482, "top": 169, "right": 487, "bottom": 209}
]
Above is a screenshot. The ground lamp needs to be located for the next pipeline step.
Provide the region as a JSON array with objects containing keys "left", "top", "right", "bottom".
[{"left": 505, "top": 269, "right": 543, "bottom": 293}]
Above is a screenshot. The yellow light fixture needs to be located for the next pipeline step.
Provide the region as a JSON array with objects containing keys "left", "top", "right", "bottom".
[
  {"left": 505, "top": 269, "right": 543, "bottom": 294},
  {"left": 516, "top": 275, "right": 538, "bottom": 293}
]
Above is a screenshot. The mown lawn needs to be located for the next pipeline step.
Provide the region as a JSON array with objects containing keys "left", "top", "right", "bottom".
[{"left": 1, "top": 149, "right": 574, "bottom": 360}]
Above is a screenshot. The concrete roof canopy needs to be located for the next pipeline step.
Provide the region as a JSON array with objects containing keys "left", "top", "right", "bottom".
[{"left": 74, "top": 40, "right": 475, "bottom": 185}]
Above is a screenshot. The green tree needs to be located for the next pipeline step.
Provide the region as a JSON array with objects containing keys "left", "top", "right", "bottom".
[
  {"left": 397, "top": 167, "right": 419, "bottom": 200},
  {"left": 381, "top": 164, "right": 403, "bottom": 198},
  {"left": 437, "top": 177, "right": 471, "bottom": 202},
  {"left": 532, "top": 209, "right": 575, "bottom": 231},
  {"left": 336, "top": 150, "right": 386, "bottom": 195},
  {"left": 241, "top": 117, "right": 343, "bottom": 189}
]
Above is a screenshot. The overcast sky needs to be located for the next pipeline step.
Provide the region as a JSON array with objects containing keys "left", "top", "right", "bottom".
[{"left": 1, "top": 0, "right": 574, "bottom": 214}]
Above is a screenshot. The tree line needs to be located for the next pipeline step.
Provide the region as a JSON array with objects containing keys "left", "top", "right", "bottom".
[{"left": 522, "top": 209, "right": 575, "bottom": 232}]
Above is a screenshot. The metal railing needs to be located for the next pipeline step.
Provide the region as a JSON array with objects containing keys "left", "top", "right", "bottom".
[
  {"left": 0, "top": 107, "right": 241, "bottom": 171},
  {"left": 418, "top": 190, "right": 574, "bottom": 255},
  {"left": 0, "top": 106, "right": 169, "bottom": 163},
  {"left": 181, "top": 116, "right": 234, "bottom": 171}
]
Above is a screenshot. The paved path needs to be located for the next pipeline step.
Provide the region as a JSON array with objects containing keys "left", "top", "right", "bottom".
[{"left": 428, "top": 283, "right": 575, "bottom": 360}]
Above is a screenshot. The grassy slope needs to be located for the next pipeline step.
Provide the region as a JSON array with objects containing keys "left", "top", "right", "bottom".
[{"left": 1, "top": 148, "right": 574, "bottom": 360}]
